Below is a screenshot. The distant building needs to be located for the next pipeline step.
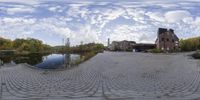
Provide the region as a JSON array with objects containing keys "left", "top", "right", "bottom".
[
  {"left": 110, "top": 40, "right": 136, "bottom": 51},
  {"left": 133, "top": 43, "right": 156, "bottom": 52},
  {"left": 155, "top": 28, "right": 179, "bottom": 52}
]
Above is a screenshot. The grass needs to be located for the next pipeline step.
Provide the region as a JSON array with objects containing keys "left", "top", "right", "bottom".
[
  {"left": 71, "top": 51, "right": 99, "bottom": 66},
  {"left": 148, "top": 49, "right": 163, "bottom": 53}
]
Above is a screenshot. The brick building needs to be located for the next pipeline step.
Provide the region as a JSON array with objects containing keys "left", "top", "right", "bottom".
[{"left": 155, "top": 28, "right": 179, "bottom": 52}]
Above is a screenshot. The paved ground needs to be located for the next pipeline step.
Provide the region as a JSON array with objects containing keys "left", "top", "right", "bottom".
[{"left": 0, "top": 52, "right": 200, "bottom": 100}]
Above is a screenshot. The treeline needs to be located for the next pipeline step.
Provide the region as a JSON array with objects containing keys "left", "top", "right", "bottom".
[
  {"left": 71, "top": 43, "right": 104, "bottom": 53},
  {"left": 0, "top": 37, "right": 105, "bottom": 54},
  {"left": 180, "top": 37, "right": 200, "bottom": 51},
  {"left": 0, "top": 37, "right": 52, "bottom": 54},
  {"left": 56, "top": 43, "right": 105, "bottom": 54}
]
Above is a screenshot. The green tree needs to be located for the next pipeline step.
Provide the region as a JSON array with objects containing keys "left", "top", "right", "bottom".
[
  {"left": 180, "top": 37, "right": 200, "bottom": 51},
  {"left": 0, "top": 37, "right": 13, "bottom": 50}
]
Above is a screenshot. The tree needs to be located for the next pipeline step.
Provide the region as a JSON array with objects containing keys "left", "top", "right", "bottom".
[
  {"left": 1, "top": 37, "right": 52, "bottom": 53},
  {"left": 0, "top": 37, "right": 13, "bottom": 50},
  {"left": 180, "top": 37, "right": 200, "bottom": 51}
]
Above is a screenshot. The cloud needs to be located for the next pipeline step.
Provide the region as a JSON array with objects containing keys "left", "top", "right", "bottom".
[
  {"left": 66, "top": 4, "right": 89, "bottom": 19},
  {"left": 126, "top": 8, "right": 146, "bottom": 22},
  {"left": 165, "top": 10, "right": 192, "bottom": 23},
  {"left": 0, "top": 0, "right": 200, "bottom": 46},
  {"left": 6, "top": 7, "right": 35, "bottom": 15},
  {"left": 48, "top": 6, "right": 63, "bottom": 12},
  {"left": 109, "top": 25, "right": 155, "bottom": 43},
  {"left": 89, "top": 7, "right": 125, "bottom": 29},
  {"left": 0, "top": 17, "right": 100, "bottom": 45},
  {"left": 2, "top": 17, "right": 36, "bottom": 25},
  {"left": 146, "top": 12, "right": 165, "bottom": 22},
  {"left": 0, "top": 0, "right": 39, "bottom": 5},
  {"left": 0, "top": 4, "right": 35, "bottom": 15},
  {"left": 194, "top": 17, "right": 200, "bottom": 26}
]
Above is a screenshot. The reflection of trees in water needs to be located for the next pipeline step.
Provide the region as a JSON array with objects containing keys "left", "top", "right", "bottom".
[
  {"left": 14, "top": 54, "right": 43, "bottom": 65},
  {"left": 0, "top": 56, "right": 14, "bottom": 63},
  {"left": 0, "top": 53, "right": 97, "bottom": 69},
  {"left": 0, "top": 53, "right": 49, "bottom": 65},
  {"left": 21, "top": 54, "right": 44, "bottom": 65},
  {"left": 64, "top": 54, "right": 70, "bottom": 68},
  {"left": 62, "top": 53, "right": 86, "bottom": 69}
]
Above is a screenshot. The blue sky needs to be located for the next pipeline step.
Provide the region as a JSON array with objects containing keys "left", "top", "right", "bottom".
[{"left": 0, "top": 0, "right": 200, "bottom": 46}]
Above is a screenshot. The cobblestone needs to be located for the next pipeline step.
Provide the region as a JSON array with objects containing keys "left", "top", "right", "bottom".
[{"left": 0, "top": 52, "right": 200, "bottom": 100}]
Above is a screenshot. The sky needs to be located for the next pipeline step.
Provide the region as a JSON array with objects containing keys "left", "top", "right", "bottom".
[{"left": 0, "top": 0, "right": 200, "bottom": 46}]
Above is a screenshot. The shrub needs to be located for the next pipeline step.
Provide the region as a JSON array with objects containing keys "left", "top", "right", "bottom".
[
  {"left": 180, "top": 37, "right": 200, "bottom": 51},
  {"left": 148, "top": 49, "right": 163, "bottom": 53},
  {"left": 192, "top": 51, "right": 200, "bottom": 59}
]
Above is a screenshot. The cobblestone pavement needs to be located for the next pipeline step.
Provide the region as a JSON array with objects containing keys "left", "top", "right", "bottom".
[{"left": 0, "top": 52, "right": 200, "bottom": 100}]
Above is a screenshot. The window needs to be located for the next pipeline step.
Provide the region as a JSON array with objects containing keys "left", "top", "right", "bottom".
[
  {"left": 162, "top": 38, "right": 164, "bottom": 41},
  {"left": 167, "top": 32, "right": 169, "bottom": 35},
  {"left": 167, "top": 38, "right": 169, "bottom": 41},
  {"left": 167, "top": 47, "right": 169, "bottom": 50},
  {"left": 172, "top": 39, "right": 174, "bottom": 42}
]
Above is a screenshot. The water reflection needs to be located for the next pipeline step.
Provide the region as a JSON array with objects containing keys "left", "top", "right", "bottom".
[{"left": 0, "top": 53, "right": 82, "bottom": 69}]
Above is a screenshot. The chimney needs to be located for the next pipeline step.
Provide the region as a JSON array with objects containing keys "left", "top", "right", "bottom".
[
  {"left": 169, "top": 29, "right": 174, "bottom": 33},
  {"left": 158, "top": 28, "right": 167, "bottom": 36}
]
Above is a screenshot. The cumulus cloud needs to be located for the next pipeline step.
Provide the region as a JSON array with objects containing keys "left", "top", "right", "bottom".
[
  {"left": 48, "top": 6, "right": 63, "bottom": 12},
  {"left": 0, "top": 4, "right": 35, "bottom": 15},
  {"left": 109, "top": 25, "right": 155, "bottom": 43},
  {"left": 194, "top": 17, "right": 200, "bottom": 25},
  {"left": 90, "top": 7, "right": 125, "bottom": 28},
  {"left": 0, "top": 0, "right": 200, "bottom": 46},
  {"left": 2, "top": 17, "right": 36, "bottom": 25},
  {"left": 165, "top": 10, "right": 192, "bottom": 23},
  {"left": 126, "top": 8, "right": 146, "bottom": 22},
  {"left": 6, "top": 7, "right": 35, "bottom": 15},
  {"left": 0, "top": 0, "right": 39, "bottom": 5},
  {"left": 146, "top": 12, "right": 165, "bottom": 22}
]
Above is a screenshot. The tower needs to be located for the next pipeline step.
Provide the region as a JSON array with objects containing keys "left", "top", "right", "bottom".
[
  {"left": 107, "top": 38, "right": 110, "bottom": 47},
  {"left": 66, "top": 38, "right": 70, "bottom": 47}
]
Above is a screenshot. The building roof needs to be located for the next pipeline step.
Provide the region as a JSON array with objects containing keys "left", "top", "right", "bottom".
[
  {"left": 134, "top": 43, "right": 155, "bottom": 47},
  {"left": 156, "top": 28, "right": 179, "bottom": 41},
  {"left": 172, "top": 33, "right": 179, "bottom": 40},
  {"left": 112, "top": 40, "right": 136, "bottom": 44}
]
